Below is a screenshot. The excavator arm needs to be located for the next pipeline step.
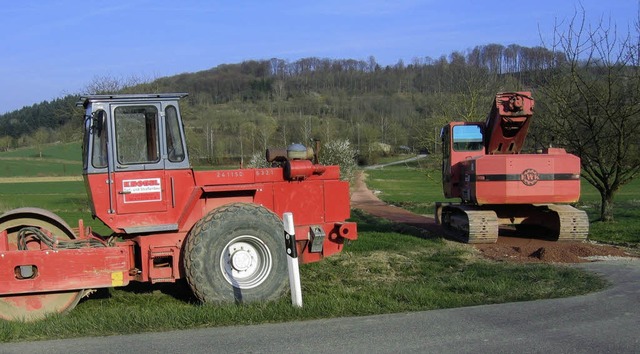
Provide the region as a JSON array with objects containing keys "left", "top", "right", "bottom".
[{"left": 483, "top": 92, "right": 534, "bottom": 155}]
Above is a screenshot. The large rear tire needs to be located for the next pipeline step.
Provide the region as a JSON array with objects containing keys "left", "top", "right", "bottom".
[
  {"left": 0, "top": 208, "right": 84, "bottom": 321},
  {"left": 183, "top": 203, "right": 288, "bottom": 304}
]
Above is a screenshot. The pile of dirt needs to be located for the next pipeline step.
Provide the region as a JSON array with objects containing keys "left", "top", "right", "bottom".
[
  {"left": 351, "top": 171, "right": 637, "bottom": 264},
  {"left": 473, "top": 237, "right": 633, "bottom": 263}
]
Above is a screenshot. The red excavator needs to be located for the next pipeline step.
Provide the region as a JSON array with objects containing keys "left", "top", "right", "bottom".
[{"left": 436, "top": 91, "right": 588, "bottom": 243}]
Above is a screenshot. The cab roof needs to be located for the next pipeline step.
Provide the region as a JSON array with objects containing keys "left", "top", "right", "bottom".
[{"left": 78, "top": 93, "right": 189, "bottom": 108}]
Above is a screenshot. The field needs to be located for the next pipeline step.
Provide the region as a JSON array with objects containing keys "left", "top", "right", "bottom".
[
  {"left": 0, "top": 146, "right": 627, "bottom": 341},
  {"left": 0, "top": 142, "right": 82, "bottom": 178}
]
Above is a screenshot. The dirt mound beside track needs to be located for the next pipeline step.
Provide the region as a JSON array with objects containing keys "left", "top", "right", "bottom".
[
  {"left": 351, "top": 171, "right": 637, "bottom": 263},
  {"left": 473, "top": 236, "right": 632, "bottom": 263}
]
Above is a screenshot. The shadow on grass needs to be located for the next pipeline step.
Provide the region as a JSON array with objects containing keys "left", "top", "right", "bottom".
[
  {"left": 80, "top": 209, "right": 445, "bottom": 309},
  {"left": 83, "top": 279, "right": 199, "bottom": 305}
]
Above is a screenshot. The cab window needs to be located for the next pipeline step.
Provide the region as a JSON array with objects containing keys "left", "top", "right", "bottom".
[
  {"left": 114, "top": 106, "right": 160, "bottom": 164},
  {"left": 165, "top": 105, "right": 185, "bottom": 162},
  {"left": 452, "top": 125, "right": 484, "bottom": 151},
  {"left": 91, "top": 110, "right": 108, "bottom": 168}
]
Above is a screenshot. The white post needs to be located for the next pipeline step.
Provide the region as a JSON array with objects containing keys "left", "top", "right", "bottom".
[{"left": 283, "top": 212, "right": 303, "bottom": 307}]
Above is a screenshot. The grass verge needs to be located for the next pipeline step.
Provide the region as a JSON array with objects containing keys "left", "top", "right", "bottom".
[
  {"left": 0, "top": 210, "right": 606, "bottom": 342},
  {"left": 0, "top": 152, "right": 617, "bottom": 342}
]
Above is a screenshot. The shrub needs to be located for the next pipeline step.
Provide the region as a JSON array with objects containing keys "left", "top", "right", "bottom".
[
  {"left": 319, "top": 139, "right": 357, "bottom": 182},
  {"left": 246, "top": 151, "right": 270, "bottom": 168}
]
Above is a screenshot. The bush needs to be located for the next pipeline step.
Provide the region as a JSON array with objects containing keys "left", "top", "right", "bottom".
[
  {"left": 319, "top": 139, "right": 357, "bottom": 182},
  {"left": 246, "top": 151, "right": 270, "bottom": 168}
]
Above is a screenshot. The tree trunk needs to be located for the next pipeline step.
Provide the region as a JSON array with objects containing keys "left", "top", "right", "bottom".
[{"left": 600, "top": 190, "right": 615, "bottom": 222}]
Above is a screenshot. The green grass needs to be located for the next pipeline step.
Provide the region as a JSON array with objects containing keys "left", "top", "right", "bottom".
[
  {"left": 365, "top": 164, "right": 454, "bottom": 215},
  {"left": 0, "top": 181, "right": 85, "bottom": 196},
  {"left": 0, "top": 147, "right": 619, "bottom": 342},
  {"left": 0, "top": 180, "right": 109, "bottom": 235},
  {"left": 0, "top": 142, "right": 82, "bottom": 177},
  {"left": 577, "top": 177, "right": 640, "bottom": 245},
  {"left": 0, "top": 159, "right": 81, "bottom": 177},
  {"left": 0, "top": 210, "right": 606, "bottom": 342},
  {"left": 0, "top": 142, "right": 81, "bottom": 160},
  {"left": 0, "top": 182, "right": 88, "bottom": 215}
]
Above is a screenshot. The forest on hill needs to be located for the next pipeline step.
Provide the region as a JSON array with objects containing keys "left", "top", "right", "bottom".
[{"left": 0, "top": 43, "right": 559, "bottom": 164}]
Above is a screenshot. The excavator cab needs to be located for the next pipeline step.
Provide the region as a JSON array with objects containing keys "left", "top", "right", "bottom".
[{"left": 441, "top": 122, "right": 485, "bottom": 199}]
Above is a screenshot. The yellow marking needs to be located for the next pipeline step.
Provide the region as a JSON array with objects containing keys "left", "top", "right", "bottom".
[{"left": 111, "top": 272, "right": 124, "bottom": 287}]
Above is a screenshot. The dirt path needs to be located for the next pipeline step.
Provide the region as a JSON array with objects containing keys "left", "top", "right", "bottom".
[
  {"left": 351, "top": 171, "right": 637, "bottom": 263},
  {"left": 0, "top": 176, "right": 82, "bottom": 183},
  {"left": 351, "top": 170, "right": 441, "bottom": 232}
]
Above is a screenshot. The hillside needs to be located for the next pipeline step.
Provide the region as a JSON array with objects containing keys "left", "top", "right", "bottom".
[{"left": 0, "top": 44, "right": 558, "bottom": 164}]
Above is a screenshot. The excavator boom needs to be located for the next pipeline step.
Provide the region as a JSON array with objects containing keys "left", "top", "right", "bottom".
[{"left": 484, "top": 92, "right": 534, "bottom": 155}]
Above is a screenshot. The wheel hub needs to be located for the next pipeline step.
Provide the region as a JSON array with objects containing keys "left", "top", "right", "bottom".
[
  {"left": 221, "top": 236, "right": 272, "bottom": 289},
  {"left": 230, "top": 246, "right": 254, "bottom": 272}
]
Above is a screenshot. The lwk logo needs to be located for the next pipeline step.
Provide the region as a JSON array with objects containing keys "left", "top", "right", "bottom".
[{"left": 520, "top": 168, "right": 539, "bottom": 186}]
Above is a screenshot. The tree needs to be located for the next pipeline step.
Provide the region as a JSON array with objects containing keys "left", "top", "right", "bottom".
[
  {"left": 32, "top": 127, "right": 50, "bottom": 158},
  {"left": 537, "top": 8, "right": 640, "bottom": 221},
  {"left": 0, "top": 135, "right": 13, "bottom": 151},
  {"left": 255, "top": 113, "right": 277, "bottom": 151},
  {"left": 82, "top": 74, "right": 148, "bottom": 95}
]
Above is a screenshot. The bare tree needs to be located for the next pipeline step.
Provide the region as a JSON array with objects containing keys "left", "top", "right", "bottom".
[
  {"left": 537, "top": 8, "right": 640, "bottom": 221},
  {"left": 255, "top": 114, "right": 277, "bottom": 151},
  {"left": 82, "top": 74, "right": 148, "bottom": 95}
]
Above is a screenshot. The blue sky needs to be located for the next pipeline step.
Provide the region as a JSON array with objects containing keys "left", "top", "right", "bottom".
[{"left": 0, "top": 0, "right": 637, "bottom": 114}]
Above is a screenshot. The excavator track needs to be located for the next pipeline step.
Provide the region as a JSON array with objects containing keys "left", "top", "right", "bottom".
[
  {"left": 546, "top": 204, "right": 589, "bottom": 241},
  {"left": 439, "top": 205, "right": 499, "bottom": 244},
  {"left": 437, "top": 203, "right": 589, "bottom": 243}
]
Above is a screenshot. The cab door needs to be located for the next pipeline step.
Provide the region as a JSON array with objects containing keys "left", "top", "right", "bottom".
[{"left": 111, "top": 103, "right": 167, "bottom": 214}]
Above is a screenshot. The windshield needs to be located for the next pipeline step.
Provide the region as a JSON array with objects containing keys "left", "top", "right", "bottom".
[
  {"left": 114, "top": 105, "right": 160, "bottom": 165},
  {"left": 452, "top": 125, "right": 483, "bottom": 151}
]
